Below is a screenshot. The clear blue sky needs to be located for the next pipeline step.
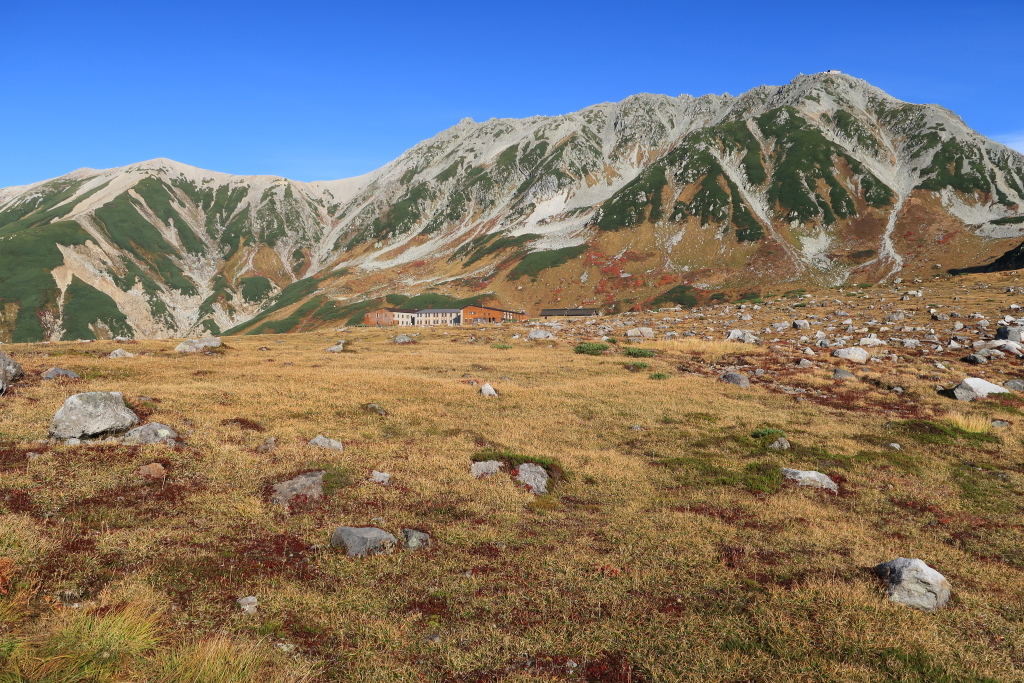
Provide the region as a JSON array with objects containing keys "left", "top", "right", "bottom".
[{"left": 2, "top": 0, "right": 1021, "bottom": 188}]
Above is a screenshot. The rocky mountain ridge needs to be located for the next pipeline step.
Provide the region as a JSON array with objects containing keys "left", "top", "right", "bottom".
[{"left": 1, "top": 72, "right": 1023, "bottom": 342}]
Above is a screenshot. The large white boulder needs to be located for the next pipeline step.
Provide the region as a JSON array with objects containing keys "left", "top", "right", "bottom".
[
  {"left": 952, "top": 377, "right": 1011, "bottom": 401},
  {"left": 50, "top": 392, "right": 139, "bottom": 439},
  {"left": 874, "top": 558, "right": 951, "bottom": 611},
  {"left": 781, "top": 468, "right": 838, "bottom": 493},
  {"left": 832, "top": 347, "right": 870, "bottom": 364}
]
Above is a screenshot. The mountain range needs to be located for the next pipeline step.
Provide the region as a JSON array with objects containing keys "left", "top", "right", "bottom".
[{"left": 2, "top": 71, "right": 1023, "bottom": 342}]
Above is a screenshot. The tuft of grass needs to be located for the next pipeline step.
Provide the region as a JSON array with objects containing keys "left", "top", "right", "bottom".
[
  {"left": 148, "top": 636, "right": 271, "bottom": 683},
  {"left": 3, "top": 601, "right": 162, "bottom": 683},
  {"left": 750, "top": 427, "right": 786, "bottom": 439},
  {"left": 893, "top": 419, "right": 999, "bottom": 445},
  {"left": 622, "top": 347, "right": 657, "bottom": 358},
  {"left": 491, "top": 343, "right": 513, "bottom": 350},
  {"left": 649, "top": 372, "right": 671, "bottom": 380},
  {"left": 944, "top": 412, "right": 991, "bottom": 435},
  {"left": 574, "top": 342, "right": 610, "bottom": 356}
]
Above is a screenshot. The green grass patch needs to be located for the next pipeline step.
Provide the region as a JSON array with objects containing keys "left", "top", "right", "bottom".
[
  {"left": 622, "top": 347, "right": 657, "bottom": 358},
  {"left": 492, "top": 343, "right": 513, "bottom": 350},
  {"left": 649, "top": 372, "right": 671, "bottom": 380},
  {"left": 574, "top": 342, "right": 609, "bottom": 356},
  {"left": 741, "top": 462, "right": 783, "bottom": 495}
]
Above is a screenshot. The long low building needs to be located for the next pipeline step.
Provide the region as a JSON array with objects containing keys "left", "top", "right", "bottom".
[
  {"left": 363, "top": 304, "right": 528, "bottom": 327},
  {"left": 539, "top": 308, "right": 601, "bottom": 318}
]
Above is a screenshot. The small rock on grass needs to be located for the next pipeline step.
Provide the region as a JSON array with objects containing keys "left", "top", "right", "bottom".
[
  {"left": 237, "top": 596, "right": 258, "bottom": 614},
  {"left": 781, "top": 468, "right": 838, "bottom": 493},
  {"left": 309, "top": 435, "right": 344, "bottom": 450},
  {"left": 394, "top": 334, "right": 414, "bottom": 344},
  {"left": 137, "top": 462, "right": 166, "bottom": 481},
  {"left": 108, "top": 349, "right": 134, "bottom": 359},
  {"left": 122, "top": 422, "right": 178, "bottom": 445},
  {"left": 402, "top": 529, "right": 431, "bottom": 550},
  {"left": 42, "top": 367, "right": 80, "bottom": 380},
  {"left": 271, "top": 471, "right": 325, "bottom": 508},
  {"left": 471, "top": 460, "right": 504, "bottom": 478},
  {"left": 719, "top": 372, "right": 750, "bottom": 388},
  {"left": 874, "top": 558, "right": 951, "bottom": 611},
  {"left": 370, "top": 470, "right": 390, "bottom": 485},
  {"left": 832, "top": 368, "right": 856, "bottom": 380},
  {"left": 330, "top": 526, "right": 398, "bottom": 557},
  {"left": 326, "top": 341, "right": 347, "bottom": 352},
  {"left": 768, "top": 437, "right": 791, "bottom": 450},
  {"left": 364, "top": 403, "right": 388, "bottom": 416},
  {"left": 256, "top": 437, "right": 277, "bottom": 453},
  {"left": 992, "top": 419, "right": 1011, "bottom": 428},
  {"left": 480, "top": 383, "right": 498, "bottom": 397},
  {"left": 515, "top": 463, "right": 549, "bottom": 494}
]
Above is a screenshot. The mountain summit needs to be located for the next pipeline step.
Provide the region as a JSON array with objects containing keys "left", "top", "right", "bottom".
[{"left": 1, "top": 72, "right": 1022, "bottom": 342}]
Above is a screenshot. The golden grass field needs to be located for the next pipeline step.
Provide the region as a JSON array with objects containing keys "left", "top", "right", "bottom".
[{"left": 3, "top": 276, "right": 1024, "bottom": 681}]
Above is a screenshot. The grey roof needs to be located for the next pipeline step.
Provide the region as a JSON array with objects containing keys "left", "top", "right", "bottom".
[{"left": 540, "top": 308, "right": 600, "bottom": 316}]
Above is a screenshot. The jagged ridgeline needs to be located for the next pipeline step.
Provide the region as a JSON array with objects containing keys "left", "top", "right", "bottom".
[{"left": 1, "top": 72, "right": 1023, "bottom": 342}]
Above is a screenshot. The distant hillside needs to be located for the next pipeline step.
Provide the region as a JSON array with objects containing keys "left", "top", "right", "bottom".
[{"left": 2, "top": 72, "right": 1023, "bottom": 341}]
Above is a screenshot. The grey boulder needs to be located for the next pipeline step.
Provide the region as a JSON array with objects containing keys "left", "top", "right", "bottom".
[
  {"left": 175, "top": 337, "right": 222, "bottom": 353},
  {"left": 527, "top": 329, "right": 554, "bottom": 340},
  {"left": 108, "top": 349, "right": 134, "bottom": 359},
  {"left": 326, "top": 340, "right": 347, "bottom": 352},
  {"left": 515, "top": 463, "right": 549, "bottom": 494},
  {"left": 832, "top": 368, "right": 856, "bottom": 380},
  {"left": 50, "top": 392, "right": 139, "bottom": 439},
  {"left": 781, "top": 468, "right": 838, "bottom": 493},
  {"left": 122, "top": 422, "right": 178, "bottom": 445},
  {"left": 42, "top": 367, "right": 80, "bottom": 380},
  {"left": 1003, "top": 379, "right": 1024, "bottom": 392},
  {"left": 953, "top": 377, "right": 1011, "bottom": 401},
  {"left": 271, "top": 470, "right": 325, "bottom": 508},
  {"left": 626, "top": 327, "right": 655, "bottom": 339},
  {"left": 393, "top": 334, "right": 414, "bottom": 344},
  {"left": 768, "top": 437, "right": 791, "bottom": 450},
  {"left": 480, "top": 383, "right": 498, "bottom": 397},
  {"left": 402, "top": 529, "right": 431, "bottom": 551},
  {"left": 471, "top": 460, "right": 504, "bottom": 478},
  {"left": 309, "top": 435, "right": 344, "bottom": 450},
  {"left": 719, "top": 372, "right": 750, "bottom": 388},
  {"left": 330, "top": 526, "right": 398, "bottom": 557},
  {"left": 832, "top": 347, "right": 870, "bottom": 364},
  {"left": 0, "top": 352, "right": 25, "bottom": 383},
  {"left": 874, "top": 558, "right": 951, "bottom": 611},
  {"left": 996, "top": 326, "right": 1023, "bottom": 342}
]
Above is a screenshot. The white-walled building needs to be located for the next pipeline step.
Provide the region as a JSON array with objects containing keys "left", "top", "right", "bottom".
[{"left": 414, "top": 309, "right": 462, "bottom": 326}]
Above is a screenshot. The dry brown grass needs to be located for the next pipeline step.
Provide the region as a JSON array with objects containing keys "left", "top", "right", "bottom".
[
  {"left": 0, "top": 315, "right": 1023, "bottom": 681},
  {"left": 944, "top": 412, "right": 992, "bottom": 434}
]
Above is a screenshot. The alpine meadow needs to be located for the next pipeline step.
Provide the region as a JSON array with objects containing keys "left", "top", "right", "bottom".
[{"left": 3, "top": 70, "right": 1024, "bottom": 682}]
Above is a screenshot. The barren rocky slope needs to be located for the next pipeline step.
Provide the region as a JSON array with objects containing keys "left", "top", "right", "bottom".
[{"left": 2, "top": 72, "right": 1023, "bottom": 342}]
